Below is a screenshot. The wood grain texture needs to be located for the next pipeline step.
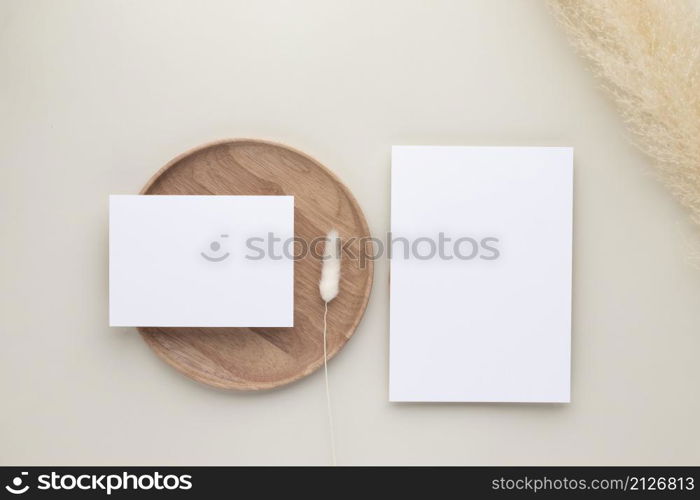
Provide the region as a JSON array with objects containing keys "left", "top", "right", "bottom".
[{"left": 137, "top": 139, "right": 373, "bottom": 390}]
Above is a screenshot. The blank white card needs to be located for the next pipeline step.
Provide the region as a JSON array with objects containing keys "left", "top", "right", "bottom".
[
  {"left": 390, "top": 146, "right": 573, "bottom": 402},
  {"left": 110, "top": 195, "right": 294, "bottom": 328}
]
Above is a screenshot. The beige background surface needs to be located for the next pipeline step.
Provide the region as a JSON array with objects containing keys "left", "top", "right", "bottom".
[{"left": 2, "top": 0, "right": 699, "bottom": 465}]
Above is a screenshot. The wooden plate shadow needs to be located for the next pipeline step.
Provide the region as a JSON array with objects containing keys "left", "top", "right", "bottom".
[{"left": 138, "top": 139, "right": 373, "bottom": 390}]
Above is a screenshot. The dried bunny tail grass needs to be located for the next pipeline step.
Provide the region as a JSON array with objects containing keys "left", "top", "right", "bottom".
[
  {"left": 319, "top": 229, "right": 340, "bottom": 302},
  {"left": 549, "top": 0, "right": 700, "bottom": 224},
  {"left": 319, "top": 229, "right": 341, "bottom": 465}
]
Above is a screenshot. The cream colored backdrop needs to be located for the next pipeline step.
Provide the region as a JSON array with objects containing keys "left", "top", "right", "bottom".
[{"left": 1, "top": 0, "right": 699, "bottom": 465}]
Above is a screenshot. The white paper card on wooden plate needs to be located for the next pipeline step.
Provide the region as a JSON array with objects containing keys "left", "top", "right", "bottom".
[
  {"left": 390, "top": 146, "right": 573, "bottom": 402},
  {"left": 109, "top": 195, "right": 294, "bottom": 327}
]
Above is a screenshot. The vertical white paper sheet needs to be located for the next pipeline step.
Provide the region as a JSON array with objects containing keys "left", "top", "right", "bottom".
[{"left": 390, "top": 146, "right": 573, "bottom": 402}]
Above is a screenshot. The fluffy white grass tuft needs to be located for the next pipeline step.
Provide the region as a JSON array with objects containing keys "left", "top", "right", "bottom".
[{"left": 319, "top": 229, "right": 341, "bottom": 302}]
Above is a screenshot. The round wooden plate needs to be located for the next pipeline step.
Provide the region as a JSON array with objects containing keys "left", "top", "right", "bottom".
[{"left": 138, "top": 139, "right": 373, "bottom": 390}]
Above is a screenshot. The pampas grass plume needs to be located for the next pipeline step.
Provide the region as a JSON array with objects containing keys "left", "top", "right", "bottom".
[{"left": 549, "top": 0, "right": 700, "bottom": 225}]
